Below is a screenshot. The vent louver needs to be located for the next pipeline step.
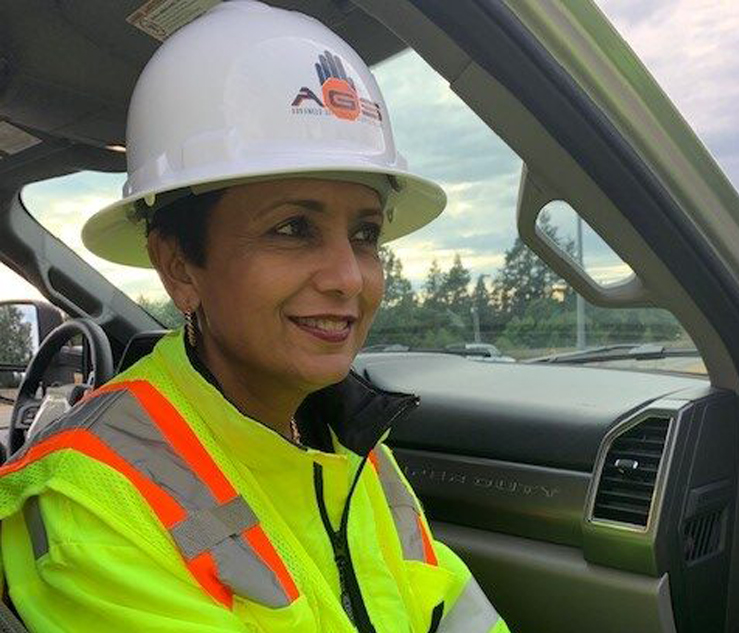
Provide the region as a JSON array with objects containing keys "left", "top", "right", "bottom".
[
  {"left": 684, "top": 509, "right": 724, "bottom": 562},
  {"left": 593, "top": 416, "right": 671, "bottom": 527}
]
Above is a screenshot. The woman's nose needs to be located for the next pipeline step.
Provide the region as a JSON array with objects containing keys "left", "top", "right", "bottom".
[{"left": 311, "top": 237, "right": 364, "bottom": 298}]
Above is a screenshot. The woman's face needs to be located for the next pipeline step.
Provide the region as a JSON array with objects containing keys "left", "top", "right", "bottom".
[{"left": 183, "top": 178, "right": 385, "bottom": 392}]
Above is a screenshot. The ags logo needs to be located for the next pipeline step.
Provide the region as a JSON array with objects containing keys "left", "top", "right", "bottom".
[{"left": 291, "top": 50, "right": 382, "bottom": 123}]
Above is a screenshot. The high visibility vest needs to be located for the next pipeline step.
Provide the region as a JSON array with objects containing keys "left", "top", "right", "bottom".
[{"left": 0, "top": 332, "right": 508, "bottom": 633}]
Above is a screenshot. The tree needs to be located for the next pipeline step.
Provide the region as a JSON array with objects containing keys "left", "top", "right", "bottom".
[
  {"left": 379, "top": 247, "right": 414, "bottom": 308},
  {"left": 441, "top": 254, "right": 471, "bottom": 310},
  {"left": 365, "top": 247, "right": 419, "bottom": 346},
  {"left": 496, "top": 294, "right": 685, "bottom": 356},
  {"left": 137, "top": 296, "right": 184, "bottom": 329},
  {"left": 498, "top": 296, "right": 577, "bottom": 352},
  {"left": 368, "top": 253, "right": 476, "bottom": 348},
  {"left": 434, "top": 254, "right": 472, "bottom": 338},
  {"left": 423, "top": 259, "right": 444, "bottom": 308},
  {"left": 492, "top": 212, "right": 573, "bottom": 321},
  {"left": 423, "top": 254, "right": 472, "bottom": 311},
  {"left": 471, "top": 274, "right": 502, "bottom": 342},
  {"left": 0, "top": 305, "right": 33, "bottom": 365},
  {"left": 586, "top": 305, "right": 682, "bottom": 345},
  {"left": 416, "top": 254, "right": 473, "bottom": 345},
  {"left": 364, "top": 220, "right": 685, "bottom": 355}
]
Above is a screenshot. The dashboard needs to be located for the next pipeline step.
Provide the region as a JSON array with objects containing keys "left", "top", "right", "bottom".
[{"left": 354, "top": 352, "right": 737, "bottom": 633}]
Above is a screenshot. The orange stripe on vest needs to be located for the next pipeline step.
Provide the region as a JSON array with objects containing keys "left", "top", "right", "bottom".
[
  {"left": 417, "top": 515, "right": 438, "bottom": 566},
  {"left": 96, "top": 381, "right": 236, "bottom": 503},
  {"left": 244, "top": 525, "right": 300, "bottom": 602},
  {"left": 91, "top": 381, "right": 299, "bottom": 605},
  {"left": 0, "top": 426, "right": 234, "bottom": 606},
  {"left": 0, "top": 428, "right": 186, "bottom": 526}
]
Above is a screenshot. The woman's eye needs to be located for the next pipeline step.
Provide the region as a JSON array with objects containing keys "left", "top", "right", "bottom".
[
  {"left": 273, "top": 217, "right": 310, "bottom": 238},
  {"left": 353, "top": 223, "right": 382, "bottom": 245}
]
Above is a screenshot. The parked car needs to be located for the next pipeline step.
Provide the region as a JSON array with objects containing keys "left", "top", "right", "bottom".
[
  {"left": 1, "top": 1, "right": 737, "bottom": 632},
  {"left": 445, "top": 343, "right": 516, "bottom": 362}
]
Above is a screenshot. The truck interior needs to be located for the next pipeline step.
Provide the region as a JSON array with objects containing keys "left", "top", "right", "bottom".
[{"left": 1, "top": 1, "right": 739, "bottom": 632}]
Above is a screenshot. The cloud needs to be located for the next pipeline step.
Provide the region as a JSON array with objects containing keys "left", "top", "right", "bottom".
[
  {"left": 375, "top": 52, "right": 521, "bottom": 184},
  {"left": 20, "top": 173, "right": 168, "bottom": 303},
  {"left": 587, "top": 263, "right": 634, "bottom": 285},
  {"left": 374, "top": 52, "right": 524, "bottom": 286},
  {"left": 597, "top": 0, "right": 673, "bottom": 25},
  {"left": 543, "top": 200, "right": 635, "bottom": 283},
  {"left": 596, "top": 0, "right": 739, "bottom": 184}
]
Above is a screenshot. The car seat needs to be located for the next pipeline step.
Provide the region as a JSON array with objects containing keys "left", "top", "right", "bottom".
[{"left": 0, "top": 603, "right": 27, "bottom": 633}]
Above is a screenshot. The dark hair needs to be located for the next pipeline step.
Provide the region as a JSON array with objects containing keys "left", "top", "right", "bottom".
[{"left": 134, "top": 189, "right": 225, "bottom": 267}]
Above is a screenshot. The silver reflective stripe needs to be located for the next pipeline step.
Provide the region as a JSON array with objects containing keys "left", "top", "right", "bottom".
[
  {"left": 373, "top": 448, "right": 425, "bottom": 561},
  {"left": 94, "top": 392, "right": 216, "bottom": 512},
  {"left": 438, "top": 577, "right": 500, "bottom": 633},
  {"left": 213, "top": 536, "right": 289, "bottom": 606},
  {"left": 95, "top": 391, "right": 291, "bottom": 608},
  {"left": 389, "top": 504, "right": 424, "bottom": 561},
  {"left": 6, "top": 390, "right": 123, "bottom": 465},
  {"left": 9, "top": 386, "right": 294, "bottom": 608},
  {"left": 170, "top": 496, "right": 258, "bottom": 559},
  {"left": 381, "top": 478, "right": 418, "bottom": 511},
  {"left": 22, "top": 496, "right": 49, "bottom": 559},
  {"left": 170, "top": 495, "right": 289, "bottom": 607}
]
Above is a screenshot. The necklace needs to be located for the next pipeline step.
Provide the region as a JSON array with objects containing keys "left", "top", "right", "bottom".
[{"left": 290, "top": 417, "right": 301, "bottom": 445}]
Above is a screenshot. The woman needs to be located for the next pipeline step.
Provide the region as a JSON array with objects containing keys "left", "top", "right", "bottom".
[{"left": 0, "top": 2, "right": 510, "bottom": 632}]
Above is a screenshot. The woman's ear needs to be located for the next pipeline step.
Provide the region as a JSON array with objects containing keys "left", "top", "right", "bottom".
[{"left": 147, "top": 231, "right": 201, "bottom": 312}]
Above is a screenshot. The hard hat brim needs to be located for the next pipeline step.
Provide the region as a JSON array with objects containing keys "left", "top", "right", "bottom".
[{"left": 82, "top": 161, "right": 446, "bottom": 268}]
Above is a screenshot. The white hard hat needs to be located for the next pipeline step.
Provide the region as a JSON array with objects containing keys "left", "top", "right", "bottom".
[{"left": 82, "top": 0, "right": 446, "bottom": 268}]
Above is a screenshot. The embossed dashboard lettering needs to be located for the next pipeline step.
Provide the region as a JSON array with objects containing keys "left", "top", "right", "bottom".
[{"left": 403, "top": 465, "right": 560, "bottom": 499}]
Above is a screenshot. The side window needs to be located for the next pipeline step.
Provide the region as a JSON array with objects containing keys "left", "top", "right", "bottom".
[
  {"left": 368, "top": 51, "right": 703, "bottom": 374},
  {"left": 0, "top": 263, "right": 74, "bottom": 425},
  {"left": 23, "top": 171, "right": 183, "bottom": 329},
  {"left": 0, "top": 262, "right": 44, "bottom": 425}
]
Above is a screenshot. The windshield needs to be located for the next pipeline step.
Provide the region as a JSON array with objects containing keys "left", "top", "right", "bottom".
[{"left": 20, "top": 49, "right": 706, "bottom": 375}]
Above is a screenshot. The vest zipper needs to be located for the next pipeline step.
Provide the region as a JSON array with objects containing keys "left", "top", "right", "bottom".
[
  {"left": 313, "top": 395, "right": 420, "bottom": 632},
  {"left": 314, "top": 460, "right": 376, "bottom": 632}
]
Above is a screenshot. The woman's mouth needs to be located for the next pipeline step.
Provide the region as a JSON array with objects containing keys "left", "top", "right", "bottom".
[{"left": 288, "top": 315, "right": 355, "bottom": 343}]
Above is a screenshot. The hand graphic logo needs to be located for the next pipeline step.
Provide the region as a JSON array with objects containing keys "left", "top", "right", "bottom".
[{"left": 315, "top": 50, "right": 360, "bottom": 121}]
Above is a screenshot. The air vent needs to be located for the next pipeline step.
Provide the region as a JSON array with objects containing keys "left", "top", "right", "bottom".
[
  {"left": 684, "top": 509, "right": 724, "bottom": 562},
  {"left": 593, "top": 416, "right": 671, "bottom": 527}
]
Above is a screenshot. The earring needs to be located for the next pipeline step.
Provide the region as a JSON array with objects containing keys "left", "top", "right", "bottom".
[{"left": 184, "top": 310, "right": 198, "bottom": 348}]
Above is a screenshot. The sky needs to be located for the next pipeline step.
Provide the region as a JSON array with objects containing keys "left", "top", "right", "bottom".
[{"left": 2, "top": 0, "right": 739, "bottom": 305}]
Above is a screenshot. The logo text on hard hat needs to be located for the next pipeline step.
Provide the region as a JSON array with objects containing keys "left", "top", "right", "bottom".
[{"left": 290, "top": 50, "right": 382, "bottom": 125}]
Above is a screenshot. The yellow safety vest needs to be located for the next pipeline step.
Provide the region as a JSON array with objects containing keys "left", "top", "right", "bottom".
[{"left": 0, "top": 330, "right": 509, "bottom": 633}]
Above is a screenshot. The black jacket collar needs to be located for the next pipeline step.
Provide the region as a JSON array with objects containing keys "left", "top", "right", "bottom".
[
  {"left": 297, "top": 370, "right": 419, "bottom": 456},
  {"left": 185, "top": 338, "right": 419, "bottom": 456}
]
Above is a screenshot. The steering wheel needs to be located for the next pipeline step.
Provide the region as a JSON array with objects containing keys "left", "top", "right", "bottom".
[{"left": 7, "top": 319, "right": 114, "bottom": 456}]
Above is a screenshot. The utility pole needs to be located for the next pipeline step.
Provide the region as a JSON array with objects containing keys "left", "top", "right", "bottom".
[
  {"left": 576, "top": 215, "right": 586, "bottom": 349},
  {"left": 470, "top": 273, "right": 488, "bottom": 344},
  {"left": 471, "top": 306, "right": 481, "bottom": 343}
]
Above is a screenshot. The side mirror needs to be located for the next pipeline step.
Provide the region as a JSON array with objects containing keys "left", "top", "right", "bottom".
[
  {"left": 1, "top": 301, "right": 64, "bottom": 439},
  {"left": 0, "top": 300, "right": 64, "bottom": 368}
]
